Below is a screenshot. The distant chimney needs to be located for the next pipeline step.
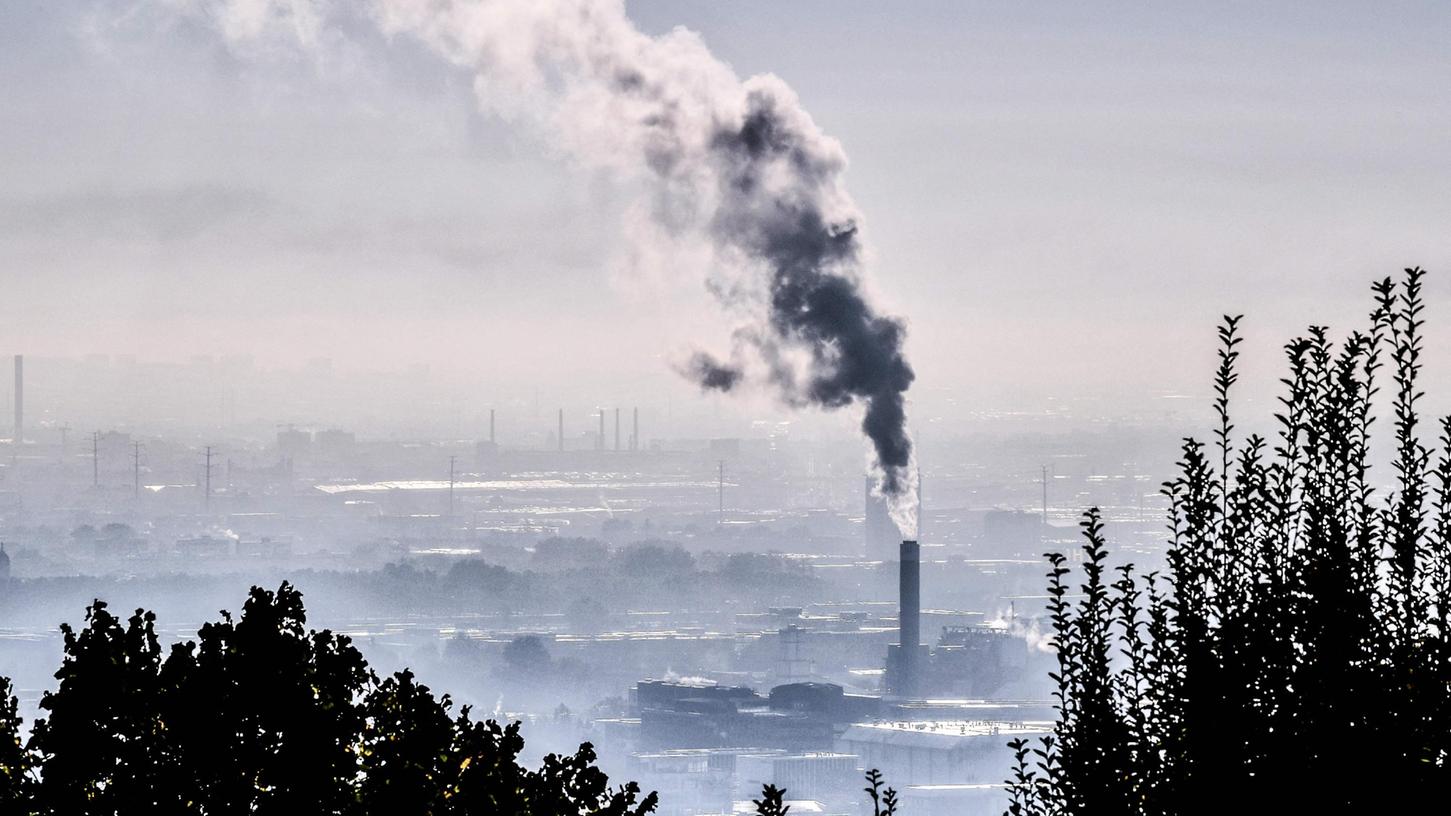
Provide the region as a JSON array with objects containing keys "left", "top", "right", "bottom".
[
  {"left": 889, "top": 538, "right": 921, "bottom": 698},
  {"left": 900, "top": 539, "right": 920, "bottom": 652},
  {"left": 632, "top": 407, "right": 639, "bottom": 451},
  {"left": 615, "top": 407, "right": 621, "bottom": 451},
  {"left": 598, "top": 409, "right": 605, "bottom": 451},
  {"left": 558, "top": 409, "right": 564, "bottom": 452},
  {"left": 489, "top": 408, "right": 495, "bottom": 445},
  {"left": 12, "top": 355, "right": 21, "bottom": 446}
]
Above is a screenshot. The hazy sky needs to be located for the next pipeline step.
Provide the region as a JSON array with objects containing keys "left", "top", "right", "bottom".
[{"left": 3, "top": 1, "right": 1450, "bottom": 430}]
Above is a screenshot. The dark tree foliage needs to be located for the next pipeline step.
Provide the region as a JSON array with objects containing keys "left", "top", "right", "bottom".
[
  {"left": 0, "top": 582, "right": 658, "bottom": 816},
  {"left": 753, "top": 783, "right": 790, "bottom": 816},
  {"left": 0, "top": 677, "right": 34, "bottom": 805},
  {"left": 863, "top": 769, "right": 898, "bottom": 816},
  {"left": 1007, "top": 268, "right": 1451, "bottom": 814}
]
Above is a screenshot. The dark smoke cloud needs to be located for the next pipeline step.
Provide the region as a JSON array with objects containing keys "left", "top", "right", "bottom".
[
  {"left": 683, "top": 351, "right": 743, "bottom": 392},
  {"left": 685, "top": 89, "right": 917, "bottom": 499},
  {"left": 193, "top": 0, "right": 917, "bottom": 524}
]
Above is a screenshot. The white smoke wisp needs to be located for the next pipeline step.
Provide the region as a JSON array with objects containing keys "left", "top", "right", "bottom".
[
  {"left": 985, "top": 607, "right": 1054, "bottom": 655},
  {"left": 177, "top": 0, "right": 919, "bottom": 530}
]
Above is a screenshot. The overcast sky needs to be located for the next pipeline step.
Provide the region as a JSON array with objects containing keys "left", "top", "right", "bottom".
[{"left": 3, "top": 1, "right": 1450, "bottom": 431}]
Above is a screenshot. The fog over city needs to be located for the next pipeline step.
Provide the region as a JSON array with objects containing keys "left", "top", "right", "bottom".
[{"left": 2, "top": 2, "right": 1451, "bottom": 814}]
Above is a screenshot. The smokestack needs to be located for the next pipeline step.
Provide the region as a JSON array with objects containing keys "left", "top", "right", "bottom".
[
  {"left": 11, "top": 355, "right": 20, "bottom": 446},
  {"left": 896, "top": 539, "right": 921, "bottom": 697},
  {"left": 900, "top": 539, "right": 920, "bottom": 652},
  {"left": 489, "top": 408, "right": 495, "bottom": 445},
  {"left": 632, "top": 407, "right": 639, "bottom": 452},
  {"left": 598, "top": 409, "right": 605, "bottom": 451},
  {"left": 614, "top": 407, "right": 620, "bottom": 451},
  {"left": 558, "top": 409, "right": 564, "bottom": 452}
]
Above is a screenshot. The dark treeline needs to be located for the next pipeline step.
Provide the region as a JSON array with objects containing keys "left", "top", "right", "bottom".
[
  {"left": 1008, "top": 268, "right": 1451, "bottom": 813},
  {"left": 0, "top": 582, "right": 658, "bottom": 815},
  {"left": 0, "top": 543, "right": 820, "bottom": 631}
]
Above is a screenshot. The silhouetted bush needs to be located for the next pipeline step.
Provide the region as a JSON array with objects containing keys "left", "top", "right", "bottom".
[
  {"left": 1008, "top": 268, "right": 1451, "bottom": 813},
  {"left": 0, "top": 583, "right": 657, "bottom": 816}
]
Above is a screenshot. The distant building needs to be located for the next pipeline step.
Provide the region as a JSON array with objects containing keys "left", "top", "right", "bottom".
[
  {"left": 313, "top": 428, "right": 355, "bottom": 457},
  {"left": 897, "top": 783, "right": 1011, "bottom": 816},
  {"left": 981, "top": 509, "right": 1042, "bottom": 556},
  {"left": 924, "top": 625, "right": 1031, "bottom": 697},
  {"left": 835, "top": 721, "right": 1049, "bottom": 787},
  {"left": 735, "top": 752, "right": 859, "bottom": 805},
  {"left": 277, "top": 427, "right": 312, "bottom": 458},
  {"left": 635, "top": 680, "right": 874, "bottom": 753},
  {"left": 627, "top": 750, "right": 734, "bottom": 815}
]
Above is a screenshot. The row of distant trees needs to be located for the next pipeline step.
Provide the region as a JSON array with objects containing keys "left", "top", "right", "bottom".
[{"left": 0, "top": 583, "right": 657, "bottom": 815}]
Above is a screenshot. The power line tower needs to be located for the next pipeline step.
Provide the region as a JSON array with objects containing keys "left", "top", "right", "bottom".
[
  {"left": 448, "top": 455, "right": 457, "bottom": 517},
  {"left": 1041, "top": 464, "right": 1050, "bottom": 525},
  {"left": 203, "top": 446, "right": 214, "bottom": 508}
]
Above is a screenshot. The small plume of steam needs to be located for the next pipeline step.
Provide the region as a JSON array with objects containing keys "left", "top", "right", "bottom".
[
  {"left": 171, "top": 0, "right": 918, "bottom": 529},
  {"left": 985, "top": 607, "right": 1054, "bottom": 655}
]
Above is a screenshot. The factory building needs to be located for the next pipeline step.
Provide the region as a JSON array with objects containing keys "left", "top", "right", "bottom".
[
  {"left": 884, "top": 538, "right": 1043, "bottom": 699},
  {"left": 635, "top": 679, "right": 868, "bottom": 752},
  {"left": 735, "top": 752, "right": 859, "bottom": 805},
  {"left": 896, "top": 783, "right": 1012, "bottom": 816},
  {"left": 834, "top": 720, "right": 1048, "bottom": 787}
]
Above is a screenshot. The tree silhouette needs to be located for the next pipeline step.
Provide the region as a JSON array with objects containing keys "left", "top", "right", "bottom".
[
  {"left": 1008, "top": 268, "right": 1451, "bottom": 814},
  {"left": 753, "top": 783, "right": 790, "bottom": 816},
  {"left": 0, "top": 582, "right": 657, "bottom": 816},
  {"left": 0, "top": 677, "right": 35, "bottom": 807}
]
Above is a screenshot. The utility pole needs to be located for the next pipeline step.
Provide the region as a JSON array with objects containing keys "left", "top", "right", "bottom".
[
  {"left": 203, "top": 446, "right": 213, "bottom": 508},
  {"left": 132, "top": 441, "right": 143, "bottom": 499},
  {"left": 448, "top": 455, "right": 457, "bottom": 517},
  {"left": 1041, "top": 465, "right": 1049, "bottom": 526},
  {"left": 91, "top": 431, "right": 100, "bottom": 488}
]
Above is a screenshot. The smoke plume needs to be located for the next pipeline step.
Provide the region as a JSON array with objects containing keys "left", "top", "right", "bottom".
[{"left": 180, "top": 0, "right": 917, "bottom": 529}]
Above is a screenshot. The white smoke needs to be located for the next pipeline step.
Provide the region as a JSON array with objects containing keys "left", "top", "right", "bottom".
[
  {"left": 985, "top": 607, "right": 1054, "bottom": 654},
  {"left": 162, "top": 0, "right": 918, "bottom": 532}
]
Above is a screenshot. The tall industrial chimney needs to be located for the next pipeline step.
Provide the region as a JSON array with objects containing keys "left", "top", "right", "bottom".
[
  {"left": 615, "top": 407, "right": 620, "bottom": 451},
  {"left": 886, "top": 538, "right": 922, "bottom": 698},
  {"left": 489, "top": 408, "right": 495, "bottom": 445},
  {"left": 597, "top": 409, "right": 605, "bottom": 451},
  {"left": 12, "top": 355, "right": 21, "bottom": 446},
  {"left": 632, "top": 407, "right": 639, "bottom": 452},
  {"left": 558, "top": 409, "right": 564, "bottom": 452},
  {"left": 900, "top": 539, "right": 920, "bottom": 654}
]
